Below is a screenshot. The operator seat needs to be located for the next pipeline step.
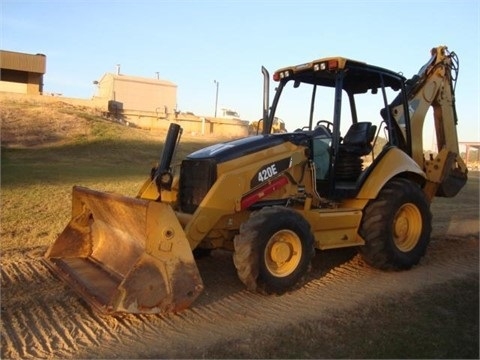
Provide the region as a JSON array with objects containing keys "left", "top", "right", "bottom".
[
  {"left": 336, "top": 122, "right": 376, "bottom": 180},
  {"left": 340, "top": 122, "right": 376, "bottom": 156}
]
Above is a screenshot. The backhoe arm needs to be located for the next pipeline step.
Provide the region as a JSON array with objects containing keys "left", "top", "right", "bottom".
[{"left": 391, "top": 46, "right": 467, "bottom": 200}]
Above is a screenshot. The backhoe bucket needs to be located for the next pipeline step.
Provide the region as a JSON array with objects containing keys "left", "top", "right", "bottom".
[{"left": 44, "top": 186, "right": 204, "bottom": 314}]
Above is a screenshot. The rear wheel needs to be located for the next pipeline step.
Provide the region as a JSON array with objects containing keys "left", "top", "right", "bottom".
[
  {"left": 233, "top": 207, "right": 315, "bottom": 294},
  {"left": 359, "top": 178, "right": 432, "bottom": 270}
]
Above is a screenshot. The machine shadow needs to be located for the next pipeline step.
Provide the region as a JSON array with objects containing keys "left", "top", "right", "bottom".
[{"left": 191, "top": 247, "right": 358, "bottom": 309}]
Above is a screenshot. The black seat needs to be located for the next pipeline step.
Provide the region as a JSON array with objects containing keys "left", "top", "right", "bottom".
[
  {"left": 339, "top": 122, "right": 376, "bottom": 156},
  {"left": 336, "top": 122, "right": 376, "bottom": 180}
]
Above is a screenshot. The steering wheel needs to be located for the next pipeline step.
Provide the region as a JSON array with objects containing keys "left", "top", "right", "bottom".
[
  {"left": 316, "top": 120, "right": 333, "bottom": 134},
  {"left": 294, "top": 126, "right": 311, "bottom": 132}
]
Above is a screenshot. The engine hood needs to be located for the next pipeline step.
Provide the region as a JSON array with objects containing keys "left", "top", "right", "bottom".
[{"left": 186, "top": 133, "right": 308, "bottom": 164}]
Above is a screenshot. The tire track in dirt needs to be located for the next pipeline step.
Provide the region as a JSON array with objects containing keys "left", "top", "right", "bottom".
[
  {"left": 1, "top": 254, "right": 103, "bottom": 358},
  {"left": 1, "top": 255, "right": 62, "bottom": 307},
  {"left": 36, "top": 303, "right": 78, "bottom": 352},
  {"left": 1, "top": 310, "right": 27, "bottom": 359}
]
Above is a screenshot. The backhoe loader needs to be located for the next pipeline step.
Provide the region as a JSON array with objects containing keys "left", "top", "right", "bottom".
[{"left": 45, "top": 46, "right": 467, "bottom": 314}]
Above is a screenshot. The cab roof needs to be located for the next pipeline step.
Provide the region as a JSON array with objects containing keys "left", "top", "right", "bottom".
[{"left": 273, "top": 56, "right": 405, "bottom": 93}]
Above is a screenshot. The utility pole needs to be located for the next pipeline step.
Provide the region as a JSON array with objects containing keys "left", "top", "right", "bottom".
[{"left": 214, "top": 80, "right": 219, "bottom": 117}]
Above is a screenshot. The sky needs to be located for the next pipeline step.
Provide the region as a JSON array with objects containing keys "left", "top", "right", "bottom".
[{"left": 1, "top": 0, "right": 479, "bottom": 143}]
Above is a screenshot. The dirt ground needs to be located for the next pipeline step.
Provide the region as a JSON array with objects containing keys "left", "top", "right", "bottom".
[{"left": 1, "top": 172, "right": 478, "bottom": 359}]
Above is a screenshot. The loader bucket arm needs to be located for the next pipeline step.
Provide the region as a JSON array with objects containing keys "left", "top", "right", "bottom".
[{"left": 44, "top": 186, "right": 203, "bottom": 314}]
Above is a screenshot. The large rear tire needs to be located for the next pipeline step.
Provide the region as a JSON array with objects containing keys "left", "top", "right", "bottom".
[
  {"left": 233, "top": 207, "right": 315, "bottom": 294},
  {"left": 359, "top": 178, "right": 432, "bottom": 270}
]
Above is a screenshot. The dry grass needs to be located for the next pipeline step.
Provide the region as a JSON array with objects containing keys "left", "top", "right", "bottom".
[{"left": 1, "top": 99, "right": 94, "bottom": 147}]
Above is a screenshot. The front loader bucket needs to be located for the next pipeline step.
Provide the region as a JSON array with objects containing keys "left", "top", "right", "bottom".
[{"left": 44, "top": 186, "right": 204, "bottom": 314}]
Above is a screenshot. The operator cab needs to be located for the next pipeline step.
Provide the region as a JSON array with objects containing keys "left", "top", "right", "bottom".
[{"left": 267, "top": 57, "right": 409, "bottom": 199}]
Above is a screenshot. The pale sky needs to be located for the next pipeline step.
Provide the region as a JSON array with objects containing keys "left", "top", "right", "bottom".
[{"left": 1, "top": 0, "right": 479, "bottom": 143}]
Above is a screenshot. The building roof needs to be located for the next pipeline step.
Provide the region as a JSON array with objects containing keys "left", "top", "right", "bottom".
[
  {"left": 0, "top": 50, "right": 46, "bottom": 73},
  {"left": 98, "top": 73, "right": 177, "bottom": 87}
]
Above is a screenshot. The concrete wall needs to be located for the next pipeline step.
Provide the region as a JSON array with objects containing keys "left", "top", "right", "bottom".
[{"left": 121, "top": 112, "right": 249, "bottom": 137}]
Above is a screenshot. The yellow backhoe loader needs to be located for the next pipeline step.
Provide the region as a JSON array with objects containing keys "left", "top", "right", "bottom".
[{"left": 45, "top": 46, "right": 467, "bottom": 314}]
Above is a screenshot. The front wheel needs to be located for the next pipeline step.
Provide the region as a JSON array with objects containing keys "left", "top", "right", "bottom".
[
  {"left": 359, "top": 178, "right": 432, "bottom": 270},
  {"left": 233, "top": 207, "right": 315, "bottom": 294}
]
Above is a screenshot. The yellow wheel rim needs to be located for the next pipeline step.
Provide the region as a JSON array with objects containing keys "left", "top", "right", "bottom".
[
  {"left": 264, "top": 230, "right": 302, "bottom": 277},
  {"left": 393, "top": 203, "right": 422, "bottom": 252}
]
